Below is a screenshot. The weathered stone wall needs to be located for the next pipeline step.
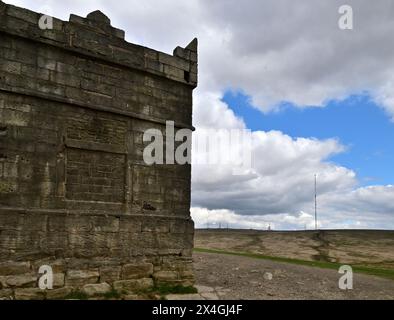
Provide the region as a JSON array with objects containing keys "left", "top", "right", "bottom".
[{"left": 0, "top": 1, "right": 197, "bottom": 299}]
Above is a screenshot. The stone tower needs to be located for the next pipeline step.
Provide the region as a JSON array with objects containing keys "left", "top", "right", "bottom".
[{"left": 0, "top": 2, "right": 197, "bottom": 299}]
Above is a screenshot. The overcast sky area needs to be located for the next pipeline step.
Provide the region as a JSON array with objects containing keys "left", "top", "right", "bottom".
[{"left": 5, "top": 0, "right": 394, "bottom": 230}]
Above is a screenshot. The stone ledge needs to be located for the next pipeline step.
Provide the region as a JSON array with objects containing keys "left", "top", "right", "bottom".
[{"left": 0, "top": 86, "right": 195, "bottom": 131}]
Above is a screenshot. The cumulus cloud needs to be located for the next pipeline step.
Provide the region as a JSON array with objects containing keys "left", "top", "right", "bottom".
[
  {"left": 192, "top": 127, "right": 356, "bottom": 216},
  {"left": 190, "top": 114, "right": 394, "bottom": 227},
  {"left": 321, "top": 185, "right": 394, "bottom": 215},
  {"left": 197, "top": 0, "right": 394, "bottom": 117},
  {"left": 191, "top": 93, "right": 355, "bottom": 218},
  {"left": 193, "top": 92, "right": 246, "bottom": 130}
]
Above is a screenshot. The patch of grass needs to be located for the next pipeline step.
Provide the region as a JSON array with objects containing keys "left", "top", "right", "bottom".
[
  {"left": 62, "top": 288, "right": 122, "bottom": 300},
  {"left": 64, "top": 290, "right": 89, "bottom": 300},
  {"left": 194, "top": 247, "right": 394, "bottom": 281},
  {"left": 134, "top": 283, "right": 198, "bottom": 300},
  {"left": 103, "top": 289, "right": 122, "bottom": 300},
  {"left": 59, "top": 284, "right": 197, "bottom": 300},
  {"left": 153, "top": 283, "right": 198, "bottom": 295}
]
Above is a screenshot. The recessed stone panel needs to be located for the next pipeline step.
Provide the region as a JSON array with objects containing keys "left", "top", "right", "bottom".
[{"left": 65, "top": 148, "right": 126, "bottom": 203}]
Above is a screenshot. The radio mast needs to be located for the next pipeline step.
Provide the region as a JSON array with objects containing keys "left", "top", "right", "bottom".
[{"left": 314, "top": 174, "right": 318, "bottom": 230}]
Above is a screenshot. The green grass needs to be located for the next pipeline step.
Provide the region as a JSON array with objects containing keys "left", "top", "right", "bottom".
[
  {"left": 153, "top": 283, "right": 198, "bottom": 295},
  {"left": 134, "top": 283, "right": 198, "bottom": 300},
  {"left": 64, "top": 290, "right": 89, "bottom": 300},
  {"left": 139, "top": 283, "right": 197, "bottom": 295},
  {"left": 61, "top": 285, "right": 197, "bottom": 300},
  {"left": 194, "top": 247, "right": 394, "bottom": 281},
  {"left": 63, "top": 289, "right": 121, "bottom": 300},
  {"left": 103, "top": 289, "right": 122, "bottom": 300}
]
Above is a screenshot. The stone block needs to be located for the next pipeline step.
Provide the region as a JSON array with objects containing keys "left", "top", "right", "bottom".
[
  {"left": 142, "top": 220, "right": 170, "bottom": 233},
  {"left": 179, "top": 270, "right": 195, "bottom": 280},
  {"left": 0, "top": 61, "right": 22, "bottom": 74},
  {"left": 153, "top": 271, "right": 179, "bottom": 282},
  {"left": 6, "top": 5, "right": 38, "bottom": 24},
  {"left": 45, "top": 287, "right": 73, "bottom": 300},
  {"left": 53, "top": 273, "right": 65, "bottom": 288},
  {"left": 82, "top": 282, "right": 111, "bottom": 296},
  {"left": 121, "top": 263, "right": 153, "bottom": 280},
  {"left": 14, "top": 288, "right": 45, "bottom": 300},
  {"left": 66, "top": 270, "right": 99, "bottom": 287},
  {"left": 0, "top": 261, "right": 31, "bottom": 275},
  {"left": 0, "top": 289, "right": 13, "bottom": 300},
  {"left": 32, "top": 259, "right": 65, "bottom": 274},
  {"left": 99, "top": 266, "right": 121, "bottom": 283},
  {"left": 113, "top": 278, "right": 153, "bottom": 293},
  {"left": 0, "top": 274, "right": 36, "bottom": 288}
]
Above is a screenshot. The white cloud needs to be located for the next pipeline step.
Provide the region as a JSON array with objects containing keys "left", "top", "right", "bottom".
[
  {"left": 375, "top": 78, "right": 394, "bottom": 120},
  {"left": 192, "top": 127, "right": 356, "bottom": 216},
  {"left": 190, "top": 98, "right": 394, "bottom": 228},
  {"left": 321, "top": 185, "right": 394, "bottom": 215},
  {"left": 194, "top": 91, "right": 246, "bottom": 130}
]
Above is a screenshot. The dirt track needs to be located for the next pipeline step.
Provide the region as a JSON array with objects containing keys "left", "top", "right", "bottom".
[{"left": 193, "top": 252, "right": 394, "bottom": 300}]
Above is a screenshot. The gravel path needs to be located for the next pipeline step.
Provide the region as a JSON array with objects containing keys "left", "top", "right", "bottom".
[{"left": 193, "top": 252, "right": 394, "bottom": 300}]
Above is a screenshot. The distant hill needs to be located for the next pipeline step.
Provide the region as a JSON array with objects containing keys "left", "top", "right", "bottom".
[{"left": 194, "top": 229, "right": 394, "bottom": 269}]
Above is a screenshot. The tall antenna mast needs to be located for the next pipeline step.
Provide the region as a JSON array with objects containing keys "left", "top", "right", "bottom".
[{"left": 314, "top": 174, "right": 318, "bottom": 230}]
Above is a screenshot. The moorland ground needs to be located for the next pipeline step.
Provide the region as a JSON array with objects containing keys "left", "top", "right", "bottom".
[{"left": 192, "top": 229, "right": 394, "bottom": 299}]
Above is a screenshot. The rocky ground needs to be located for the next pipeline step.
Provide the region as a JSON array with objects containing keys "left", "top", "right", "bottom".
[
  {"left": 184, "top": 229, "right": 394, "bottom": 300},
  {"left": 182, "top": 252, "right": 394, "bottom": 300}
]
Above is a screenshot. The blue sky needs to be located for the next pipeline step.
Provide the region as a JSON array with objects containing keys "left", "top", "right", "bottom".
[{"left": 223, "top": 91, "right": 394, "bottom": 187}]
